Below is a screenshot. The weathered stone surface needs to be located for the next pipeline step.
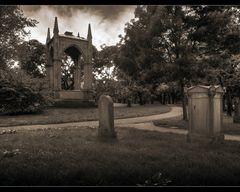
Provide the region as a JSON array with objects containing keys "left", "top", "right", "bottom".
[
  {"left": 98, "top": 95, "right": 116, "bottom": 138},
  {"left": 187, "top": 85, "right": 224, "bottom": 143}
]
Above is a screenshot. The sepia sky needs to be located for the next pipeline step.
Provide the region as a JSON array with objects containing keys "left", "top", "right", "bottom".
[{"left": 21, "top": 5, "right": 137, "bottom": 50}]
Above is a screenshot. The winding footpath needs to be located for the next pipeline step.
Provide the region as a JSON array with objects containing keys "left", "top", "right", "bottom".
[{"left": 1, "top": 106, "right": 240, "bottom": 142}]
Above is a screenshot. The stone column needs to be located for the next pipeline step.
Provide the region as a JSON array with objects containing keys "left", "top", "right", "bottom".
[
  {"left": 45, "top": 47, "right": 51, "bottom": 89},
  {"left": 52, "top": 17, "right": 61, "bottom": 93},
  {"left": 74, "top": 58, "right": 81, "bottom": 90},
  {"left": 53, "top": 58, "right": 62, "bottom": 91},
  {"left": 49, "top": 65, "right": 54, "bottom": 89},
  {"left": 46, "top": 28, "right": 52, "bottom": 90},
  {"left": 83, "top": 63, "right": 92, "bottom": 90},
  {"left": 46, "top": 64, "right": 54, "bottom": 90},
  {"left": 83, "top": 41, "right": 93, "bottom": 100},
  {"left": 46, "top": 49, "right": 55, "bottom": 90},
  {"left": 84, "top": 24, "right": 93, "bottom": 90}
]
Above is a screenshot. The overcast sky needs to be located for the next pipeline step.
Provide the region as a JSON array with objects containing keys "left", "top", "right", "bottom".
[{"left": 21, "top": 5, "right": 137, "bottom": 50}]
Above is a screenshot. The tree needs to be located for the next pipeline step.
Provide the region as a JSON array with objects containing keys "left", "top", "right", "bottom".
[
  {"left": 117, "top": 5, "right": 240, "bottom": 119},
  {"left": 61, "top": 54, "right": 75, "bottom": 90},
  {"left": 117, "top": 6, "right": 198, "bottom": 119},
  {"left": 17, "top": 39, "right": 46, "bottom": 78},
  {"left": 188, "top": 6, "right": 240, "bottom": 116},
  {"left": 92, "top": 45, "right": 120, "bottom": 101},
  {"left": 93, "top": 45, "right": 119, "bottom": 80},
  {"left": 0, "top": 6, "right": 37, "bottom": 68}
]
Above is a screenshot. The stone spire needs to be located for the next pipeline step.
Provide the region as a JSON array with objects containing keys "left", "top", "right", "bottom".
[
  {"left": 46, "top": 27, "right": 50, "bottom": 43},
  {"left": 87, "top": 23, "right": 92, "bottom": 40},
  {"left": 53, "top": 17, "right": 59, "bottom": 35},
  {"left": 77, "top": 32, "right": 80, "bottom": 38}
]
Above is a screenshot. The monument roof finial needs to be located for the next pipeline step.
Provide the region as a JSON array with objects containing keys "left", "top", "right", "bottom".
[
  {"left": 87, "top": 23, "right": 92, "bottom": 40},
  {"left": 53, "top": 17, "right": 59, "bottom": 35},
  {"left": 77, "top": 32, "right": 80, "bottom": 38}
]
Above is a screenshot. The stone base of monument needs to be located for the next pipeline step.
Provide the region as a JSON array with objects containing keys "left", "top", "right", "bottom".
[
  {"left": 53, "top": 99, "right": 96, "bottom": 108},
  {"left": 51, "top": 90, "right": 96, "bottom": 108},
  {"left": 187, "top": 132, "right": 225, "bottom": 144},
  {"left": 233, "top": 116, "right": 240, "bottom": 123}
]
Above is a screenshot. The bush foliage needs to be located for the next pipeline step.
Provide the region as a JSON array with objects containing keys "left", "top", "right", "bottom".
[{"left": 0, "top": 68, "right": 50, "bottom": 115}]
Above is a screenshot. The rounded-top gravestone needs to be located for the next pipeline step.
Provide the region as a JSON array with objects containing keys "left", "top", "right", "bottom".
[{"left": 98, "top": 95, "right": 116, "bottom": 138}]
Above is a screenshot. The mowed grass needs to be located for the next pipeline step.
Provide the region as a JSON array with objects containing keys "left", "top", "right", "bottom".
[
  {"left": 153, "top": 114, "right": 240, "bottom": 135},
  {"left": 0, "top": 126, "right": 240, "bottom": 186},
  {"left": 0, "top": 104, "right": 170, "bottom": 127}
]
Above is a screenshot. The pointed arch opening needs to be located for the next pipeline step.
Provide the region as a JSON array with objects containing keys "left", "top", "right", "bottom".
[{"left": 61, "top": 45, "right": 85, "bottom": 90}]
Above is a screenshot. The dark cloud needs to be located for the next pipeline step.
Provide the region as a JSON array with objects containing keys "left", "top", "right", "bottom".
[
  {"left": 23, "top": 5, "right": 133, "bottom": 21},
  {"left": 21, "top": 5, "right": 136, "bottom": 50}
]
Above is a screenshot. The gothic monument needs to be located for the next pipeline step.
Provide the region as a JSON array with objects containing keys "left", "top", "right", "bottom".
[{"left": 46, "top": 17, "right": 94, "bottom": 107}]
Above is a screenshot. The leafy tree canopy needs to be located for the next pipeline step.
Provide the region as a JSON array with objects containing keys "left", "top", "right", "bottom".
[{"left": 0, "top": 6, "right": 37, "bottom": 68}]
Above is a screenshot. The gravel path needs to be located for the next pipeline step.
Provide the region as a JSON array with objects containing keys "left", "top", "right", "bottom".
[
  {"left": 0, "top": 106, "right": 182, "bottom": 131},
  {"left": 1, "top": 106, "right": 240, "bottom": 142}
]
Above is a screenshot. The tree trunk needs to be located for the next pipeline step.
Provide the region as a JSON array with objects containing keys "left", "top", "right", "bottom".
[
  {"left": 161, "top": 93, "right": 164, "bottom": 104},
  {"left": 163, "top": 93, "right": 166, "bottom": 105},
  {"left": 127, "top": 99, "right": 132, "bottom": 107},
  {"left": 222, "top": 94, "right": 226, "bottom": 112},
  {"left": 138, "top": 92, "right": 144, "bottom": 105},
  {"left": 134, "top": 97, "right": 137, "bottom": 104},
  {"left": 151, "top": 95, "right": 154, "bottom": 104},
  {"left": 234, "top": 97, "right": 239, "bottom": 117},
  {"left": 226, "top": 88, "right": 232, "bottom": 116},
  {"left": 180, "top": 80, "right": 187, "bottom": 121},
  {"left": 168, "top": 93, "right": 170, "bottom": 104},
  {"left": 172, "top": 92, "right": 175, "bottom": 104}
]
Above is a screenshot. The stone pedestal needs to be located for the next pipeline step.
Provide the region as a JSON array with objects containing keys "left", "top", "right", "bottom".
[
  {"left": 98, "top": 95, "right": 116, "bottom": 138},
  {"left": 53, "top": 90, "right": 95, "bottom": 107},
  {"left": 187, "top": 85, "right": 224, "bottom": 143}
]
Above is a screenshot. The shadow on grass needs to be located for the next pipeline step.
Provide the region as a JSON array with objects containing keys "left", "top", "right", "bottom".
[
  {"left": 153, "top": 113, "right": 240, "bottom": 136},
  {"left": 0, "top": 127, "right": 240, "bottom": 186}
]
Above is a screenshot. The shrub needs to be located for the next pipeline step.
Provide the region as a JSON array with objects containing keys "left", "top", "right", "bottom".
[{"left": 0, "top": 68, "right": 51, "bottom": 115}]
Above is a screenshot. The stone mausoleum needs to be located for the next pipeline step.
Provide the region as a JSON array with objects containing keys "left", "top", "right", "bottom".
[{"left": 45, "top": 17, "right": 94, "bottom": 107}]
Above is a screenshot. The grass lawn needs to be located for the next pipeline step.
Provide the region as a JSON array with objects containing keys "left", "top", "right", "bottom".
[
  {"left": 0, "top": 103, "right": 170, "bottom": 127},
  {"left": 0, "top": 126, "right": 240, "bottom": 186},
  {"left": 153, "top": 114, "right": 240, "bottom": 135}
]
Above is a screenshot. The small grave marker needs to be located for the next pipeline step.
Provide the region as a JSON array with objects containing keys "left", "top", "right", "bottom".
[{"left": 98, "top": 95, "right": 116, "bottom": 138}]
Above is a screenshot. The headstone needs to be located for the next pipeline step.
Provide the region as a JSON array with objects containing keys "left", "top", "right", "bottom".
[
  {"left": 98, "top": 95, "right": 116, "bottom": 138},
  {"left": 187, "top": 85, "right": 224, "bottom": 143}
]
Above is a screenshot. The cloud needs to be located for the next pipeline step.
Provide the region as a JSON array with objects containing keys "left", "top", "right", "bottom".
[
  {"left": 21, "top": 5, "right": 136, "bottom": 50},
  {"left": 23, "top": 5, "right": 133, "bottom": 21}
]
